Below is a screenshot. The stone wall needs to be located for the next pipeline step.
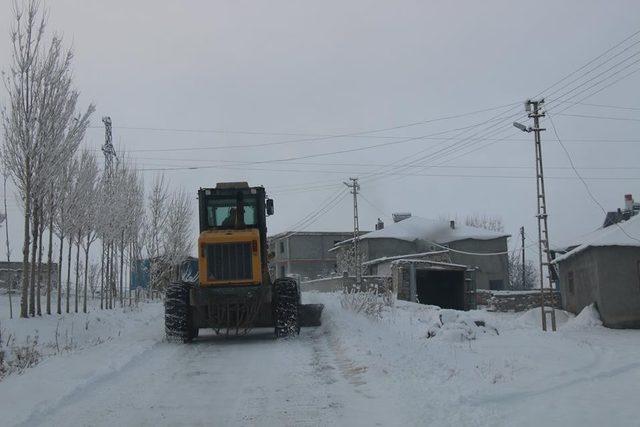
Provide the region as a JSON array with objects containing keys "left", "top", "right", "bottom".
[
  {"left": 301, "top": 275, "right": 392, "bottom": 294},
  {"left": 476, "top": 289, "right": 562, "bottom": 312}
]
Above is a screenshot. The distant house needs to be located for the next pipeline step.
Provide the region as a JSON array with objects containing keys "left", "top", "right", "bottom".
[
  {"left": 554, "top": 214, "right": 640, "bottom": 329},
  {"left": 0, "top": 261, "right": 58, "bottom": 290},
  {"left": 602, "top": 194, "right": 639, "bottom": 227},
  {"left": 332, "top": 215, "right": 510, "bottom": 292},
  {"left": 268, "top": 231, "right": 366, "bottom": 281}
]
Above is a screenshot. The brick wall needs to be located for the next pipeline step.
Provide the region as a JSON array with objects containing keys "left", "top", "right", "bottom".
[{"left": 476, "top": 289, "right": 562, "bottom": 312}]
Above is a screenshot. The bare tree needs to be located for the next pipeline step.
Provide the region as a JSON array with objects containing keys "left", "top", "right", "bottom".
[
  {"left": 160, "top": 188, "right": 193, "bottom": 286},
  {"left": 1, "top": 1, "right": 94, "bottom": 317},
  {"left": 75, "top": 151, "right": 99, "bottom": 313},
  {"left": 145, "top": 174, "right": 168, "bottom": 294},
  {"left": 507, "top": 251, "right": 537, "bottom": 290},
  {"left": 464, "top": 214, "right": 505, "bottom": 232},
  {"left": 88, "top": 262, "right": 99, "bottom": 300},
  {"left": 2, "top": 172, "right": 13, "bottom": 318},
  {"left": 1, "top": 0, "right": 47, "bottom": 318}
]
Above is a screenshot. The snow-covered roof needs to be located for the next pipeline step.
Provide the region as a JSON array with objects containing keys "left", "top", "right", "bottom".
[
  {"left": 554, "top": 214, "right": 640, "bottom": 263},
  {"left": 362, "top": 250, "right": 449, "bottom": 266},
  {"left": 391, "top": 259, "right": 470, "bottom": 270},
  {"left": 552, "top": 226, "right": 607, "bottom": 253},
  {"left": 334, "top": 216, "right": 509, "bottom": 248}
]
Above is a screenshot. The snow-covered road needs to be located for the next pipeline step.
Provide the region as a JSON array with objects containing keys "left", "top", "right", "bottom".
[
  {"left": 23, "top": 327, "right": 391, "bottom": 426},
  {"left": 1, "top": 293, "right": 639, "bottom": 426}
]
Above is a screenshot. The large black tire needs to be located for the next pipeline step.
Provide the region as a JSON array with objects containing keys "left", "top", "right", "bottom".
[
  {"left": 274, "top": 277, "right": 301, "bottom": 338},
  {"left": 165, "top": 281, "right": 196, "bottom": 343}
]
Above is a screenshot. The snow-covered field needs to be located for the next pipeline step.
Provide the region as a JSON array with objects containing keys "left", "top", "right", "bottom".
[{"left": 0, "top": 292, "right": 638, "bottom": 426}]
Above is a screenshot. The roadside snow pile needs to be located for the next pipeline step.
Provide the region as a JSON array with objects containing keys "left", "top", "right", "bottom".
[
  {"left": 0, "top": 296, "right": 163, "bottom": 380},
  {"left": 426, "top": 309, "right": 499, "bottom": 342},
  {"left": 515, "top": 306, "right": 572, "bottom": 328},
  {"left": 562, "top": 303, "right": 602, "bottom": 330}
]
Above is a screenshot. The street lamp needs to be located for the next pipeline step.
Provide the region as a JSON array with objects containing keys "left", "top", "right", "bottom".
[{"left": 513, "top": 121, "right": 531, "bottom": 133}]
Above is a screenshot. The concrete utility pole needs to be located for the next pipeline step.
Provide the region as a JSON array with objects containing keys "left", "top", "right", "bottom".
[
  {"left": 515, "top": 100, "right": 557, "bottom": 331},
  {"left": 343, "top": 178, "right": 361, "bottom": 285},
  {"left": 520, "top": 226, "right": 526, "bottom": 289},
  {"left": 102, "top": 116, "right": 117, "bottom": 309}
]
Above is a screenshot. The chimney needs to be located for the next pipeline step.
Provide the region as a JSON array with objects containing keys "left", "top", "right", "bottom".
[
  {"left": 392, "top": 212, "right": 411, "bottom": 223},
  {"left": 625, "top": 194, "right": 634, "bottom": 212},
  {"left": 375, "top": 218, "right": 384, "bottom": 230},
  {"left": 450, "top": 220, "right": 455, "bottom": 230}
]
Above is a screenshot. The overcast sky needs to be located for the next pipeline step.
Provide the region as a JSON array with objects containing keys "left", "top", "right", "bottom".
[{"left": 1, "top": 0, "right": 640, "bottom": 259}]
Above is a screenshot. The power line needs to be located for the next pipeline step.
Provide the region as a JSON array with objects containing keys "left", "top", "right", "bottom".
[
  {"left": 547, "top": 113, "right": 640, "bottom": 244},
  {"left": 557, "top": 113, "right": 640, "bottom": 122},
  {"left": 559, "top": 101, "right": 640, "bottom": 111},
  {"left": 86, "top": 102, "right": 519, "bottom": 153}
]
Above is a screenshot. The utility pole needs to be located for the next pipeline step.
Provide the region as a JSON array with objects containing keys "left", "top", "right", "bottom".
[
  {"left": 102, "top": 116, "right": 117, "bottom": 308},
  {"left": 515, "top": 99, "right": 557, "bottom": 331},
  {"left": 520, "top": 226, "right": 526, "bottom": 289},
  {"left": 343, "top": 178, "right": 361, "bottom": 285}
]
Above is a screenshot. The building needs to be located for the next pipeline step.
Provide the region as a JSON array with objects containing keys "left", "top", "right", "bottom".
[
  {"left": 602, "top": 193, "right": 639, "bottom": 227},
  {"left": 554, "top": 214, "right": 640, "bottom": 329},
  {"left": 0, "top": 261, "right": 59, "bottom": 290},
  {"left": 268, "top": 231, "right": 363, "bottom": 280},
  {"left": 333, "top": 215, "right": 510, "bottom": 292}
]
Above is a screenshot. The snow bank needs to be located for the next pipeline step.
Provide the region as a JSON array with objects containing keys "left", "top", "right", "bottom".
[
  {"left": 426, "top": 309, "right": 499, "bottom": 342},
  {"left": 0, "top": 295, "right": 163, "bottom": 380},
  {"left": 515, "top": 306, "right": 572, "bottom": 329},
  {"left": 561, "top": 304, "right": 603, "bottom": 330}
]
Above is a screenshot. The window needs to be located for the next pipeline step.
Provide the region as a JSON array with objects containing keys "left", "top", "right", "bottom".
[
  {"left": 279, "top": 264, "right": 286, "bottom": 278},
  {"left": 568, "top": 271, "right": 575, "bottom": 294},
  {"left": 279, "top": 241, "right": 285, "bottom": 254},
  {"left": 206, "top": 196, "right": 257, "bottom": 228}
]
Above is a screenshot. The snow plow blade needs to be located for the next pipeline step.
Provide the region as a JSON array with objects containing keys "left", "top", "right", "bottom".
[{"left": 299, "top": 303, "right": 324, "bottom": 327}]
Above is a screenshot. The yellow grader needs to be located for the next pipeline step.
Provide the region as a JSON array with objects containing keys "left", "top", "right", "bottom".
[{"left": 165, "top": 182, "right": 323, "bottom": 341}]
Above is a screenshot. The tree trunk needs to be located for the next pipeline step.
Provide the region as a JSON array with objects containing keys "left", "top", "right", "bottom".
[
  {"left": 75, "top": 232, "right": 81, "bottom": 313},
  {"left": 111, "top": 242, "right": 117, "bottom": 308},
  {"left": 4, "top": 174, "right": 13, "bottom": 319},
  {"left": 119, "top": 233, "right": 125, "bottom": 307},
  {"left": 29, "top": 202, "right": 39, "bottom": 317},
  {"left": 66, "top": 236, "right": 72, "bottom": 313},
  {"left": 20, "top": 162, "right": 31, "bottom": 318},
  {"left": 46, "top": 187, "right": 54, "bottom": 315},
  {"left": 105, "top": 242, "right": 111, "bottom": 309},
  {"left": 46, "top": 218, "right": 54, "bottom": 315},
  {"left": 100, "top": 241, "right": 104, "bottom": 310},
  {"left": 83, "top": 239, "right": 90, "bottom": 313},
  {"left": 36, "top": 208, "right": 44, "bottom": 316},
  {"left": 57, "top": 232, "right": 64, "bottom": 315}
]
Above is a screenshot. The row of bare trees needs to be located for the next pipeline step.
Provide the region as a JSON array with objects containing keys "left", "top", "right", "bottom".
[{"left": 1, "top": 1, "right": 193, "bottom": 319}]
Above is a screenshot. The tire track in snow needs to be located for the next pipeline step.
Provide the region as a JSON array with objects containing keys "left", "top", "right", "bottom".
[{"left": 18, "top": 340, "right": 169, "bottom": 427}]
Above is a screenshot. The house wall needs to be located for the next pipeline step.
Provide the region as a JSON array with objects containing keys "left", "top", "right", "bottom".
[
  {"left": 335, "top": 236, "right": 509, "bottom": 291},
  {"left": 269, "top": 233, "right": 352, "bottom": 280},
  {"left": 593, "top": 246, "right": 640, "bottom": 328},
  {"left": 558, "top": 248, "right": 600, "bottom": 315},
  {"left": 444, "top": 237, "right": 509, "bottom": 291},
  {"left": 366, "top": 238, "right": 417, "bottom": 261},
  {"left": 558, "top": 246, "right": 640, "bottom": 328},
  {"left": 336, "top": 238, "right": 416, "bottom": 276}
]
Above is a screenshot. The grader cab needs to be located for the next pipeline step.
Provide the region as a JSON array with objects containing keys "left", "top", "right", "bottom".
[{"left": 165, "top": 182, "right": 323, "bottom": 342}]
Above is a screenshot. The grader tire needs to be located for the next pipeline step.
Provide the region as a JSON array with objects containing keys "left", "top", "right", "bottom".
[
  {"left": 165, "top": 281, "right": 196, "bottom": 343},
  {"left": 274, "top": 277, "right": 300, "bottom": 338}
]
